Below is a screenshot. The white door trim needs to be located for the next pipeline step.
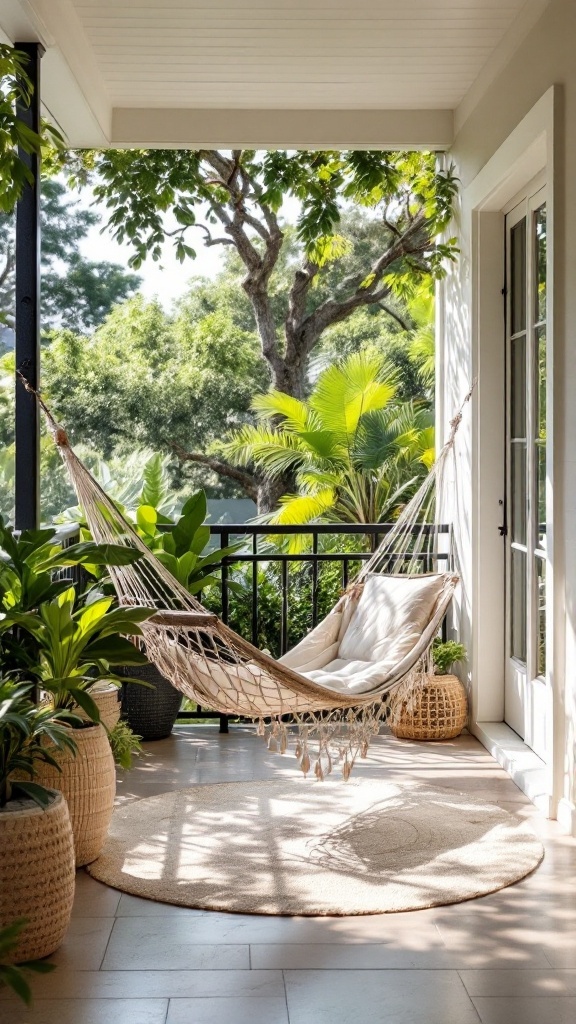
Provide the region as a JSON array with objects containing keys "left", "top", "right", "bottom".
[{"left": 460, "top": 85, "right": 561, "bottom": 818}]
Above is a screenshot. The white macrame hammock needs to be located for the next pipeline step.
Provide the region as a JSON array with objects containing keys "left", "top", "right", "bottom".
[{"left": 34, "top": 383, "right": 472, "bottom": 778}]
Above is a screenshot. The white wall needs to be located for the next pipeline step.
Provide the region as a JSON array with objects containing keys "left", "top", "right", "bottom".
[{"left": 443, "top": 0, "right": 576, "bottom": 830}]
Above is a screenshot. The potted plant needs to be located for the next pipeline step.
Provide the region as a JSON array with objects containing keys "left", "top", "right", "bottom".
[
  {"left": 0, "top": 680, "right": 77, "bottom": 963},
  {"left": 0, "top": 516, "right": 153, "bottom": 865},
  {"left": 389, "top": 639, "right": 468, "bottom": 741},
  {"left": 58, "top": 462, "right": 240, "bottom": 739},
  {"left": 121, "top": 488, "right": 241, "bottom": 739}
]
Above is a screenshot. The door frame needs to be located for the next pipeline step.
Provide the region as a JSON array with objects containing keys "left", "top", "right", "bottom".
[{"left": 455, "top": 87, "right": 561, "bottom": 817}]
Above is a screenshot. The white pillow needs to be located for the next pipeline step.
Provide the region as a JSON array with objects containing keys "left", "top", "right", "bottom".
[{"left": 337, "top": 573, "right": 446, "bottom": 671}]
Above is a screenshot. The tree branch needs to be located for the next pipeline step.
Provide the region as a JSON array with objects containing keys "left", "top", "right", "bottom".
[
  {"left": 377, "top": 302, "right": 410, "bottom": 331},
  {"left": 298, "top": 212, "right": 429, "bottom": 352},
  {"left": 171, "top": 443, "right": 259, "bottom": 502},
  {"left": 196, "top": 223, "right": 234, "bottom": 247}
]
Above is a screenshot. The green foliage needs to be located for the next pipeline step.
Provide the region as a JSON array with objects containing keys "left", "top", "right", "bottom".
[
  {"left": 108, "top": 719, "right": 143, "bottom": 770},
  {"left": 223, "top": 351, "right": 434, "bottom": 528},
  {"left": 0, "top": 679, "right": 79, "bottom": 808},
  {"left": 39, "top": 297, "right": 267, "bottom": 481},
  {"left": 1, "top": 589, "right": 152, "bottom": 722},
  {"left": 0, "top": 179, "right": 141, "bottom": 331},
  {"left": 0, "top": 514, "right": 144, "bottom": 614},
  {"left": 53, "top": 148, "right": 456, "bottom": 415},
  {"left": 0, "top": 515, "right": 153, "bottom": 722},
  {"left": 432, "top": 639, "right": 467, "bottom": 675},
  {"left": 0, "top": 46, "right": 55, "bottom": 215},
  {"left": 0, "top": 920, "right": 56, "bottom": 1005},
  {"left": 129, "top": 487, "right": 243, "bottom": 595},
  {"left": 63, "top": 147, "right": 457, "bottom": 272}
]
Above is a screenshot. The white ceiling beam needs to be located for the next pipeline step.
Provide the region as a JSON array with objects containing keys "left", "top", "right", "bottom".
[{"left": 111, "top": 107, "right": 453, "bottom": 150}]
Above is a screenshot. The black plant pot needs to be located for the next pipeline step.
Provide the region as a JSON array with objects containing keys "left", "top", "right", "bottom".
[{"left": 121, "top": 661, "right": 183, "bottom": 740}]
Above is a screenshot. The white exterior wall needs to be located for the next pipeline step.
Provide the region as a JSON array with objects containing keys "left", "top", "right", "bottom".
[{"left": 442, "top": 0, "right": 576, "bottom": 831}]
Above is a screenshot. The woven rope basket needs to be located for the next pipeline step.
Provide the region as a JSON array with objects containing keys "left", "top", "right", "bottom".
[
  {"left": 389, "top": 674, "right": 468, "bottom": 740},
  {"left": 34, "top": 724, "right": 116, "bottom": 867},
  {"left": 76, "top": 684, "right": 122, "bottom": 731},
  {"left": 0, "top": 791, "right": 75, "bottom": 962}
]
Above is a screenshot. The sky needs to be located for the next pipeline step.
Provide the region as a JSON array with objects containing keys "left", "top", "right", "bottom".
[
  {"left": 79, "top": 192, "right": 227, "bottom": 310},
  {"left": 78, "top": 189, "right": 302, "bottom": 311}
]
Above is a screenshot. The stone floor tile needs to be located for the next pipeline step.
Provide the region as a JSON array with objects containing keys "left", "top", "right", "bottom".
[
  {"left": 545, "top": 950, "right": 576, "bottom": 968},
  {"left": 284, "top": 969, "right": 480, "bottom": 1024},
  {"left": 0, "top": 969, "right": 284, "bottom": 1001},
  {"left": 50, "top": 917, "right": 115, "bottom": 971},
  {"left": 253, "top": 943, "right": 456, "bottom": 970},
  {"left": 72, "top": 870, "right": 121, "bottom": 918},
  {"left": 472, "top": 996, "right": 576, "bottom": 1024},
  {"left": 101, "top": 917, "right": 249, "bottom": 970},
  {"left": 6, "top": 998, "right": 168, "bottom": 1024},
  {"left": 254, "top": 941, "right": 550, "bottom": 970},
  {"left": 166, "top": 996, "right": 289, "bottom": 1024},
  {"left": 112, "top": 908, "right": 441, "bottom": 945},
  {"left": 116, "top": 893, "right": 209, "bottom": 917},
  {"left": 459, "top": 968, "right": 576, "bottom": 997}
]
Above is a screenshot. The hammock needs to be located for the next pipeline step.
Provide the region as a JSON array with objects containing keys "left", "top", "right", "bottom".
[{"left": 29, "top": 381, "right": 472, "bottom": 778}]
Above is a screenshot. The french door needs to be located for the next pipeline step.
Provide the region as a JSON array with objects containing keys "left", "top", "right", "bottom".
[{"left": 504, "top": 188, "right": 550, "bottom": 761}]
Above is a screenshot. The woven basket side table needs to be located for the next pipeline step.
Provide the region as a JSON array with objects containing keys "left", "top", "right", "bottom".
[{"left": 389, "top": 673, "right": 468, "bottom": 741}]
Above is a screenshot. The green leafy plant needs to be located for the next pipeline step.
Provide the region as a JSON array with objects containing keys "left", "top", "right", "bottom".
[
  {"left": 0, "top": 678, "right": 78, "bottom": 808},
  {"left": 0, "top": 920, "right": 56, "bottom": 1005},
  {"left": 1, "top": 589, "right": 153, "bottom": 724},
  {"left": 432, "top": 639, "right": 466, "bottom": 676},
  {"left": 134, "top": 489, "right": 242, "bottom": 595},
  {"left": 108, "top": 719, "right": 143, "bottom": 770},
  {"left": 0, "top": 514, "right": 144, "bottom": 615},
  {"left": 0, "top": 46, "right": 42, "bottom": 215},
  {"left": 0, "top": 515, "right": 154, "bottom": 722}
]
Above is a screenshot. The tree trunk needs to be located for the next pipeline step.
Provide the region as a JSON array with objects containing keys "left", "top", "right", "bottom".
[{"left": 257, "top": 475, "right": 288, "bottom": 515}]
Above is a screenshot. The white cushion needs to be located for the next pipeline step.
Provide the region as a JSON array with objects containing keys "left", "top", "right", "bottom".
[
  {"left": 337, "top": 573, "right": 446, "bottom": 674},
  {"left": 305, "top": 657, "right": 391, "bottom": 695}
]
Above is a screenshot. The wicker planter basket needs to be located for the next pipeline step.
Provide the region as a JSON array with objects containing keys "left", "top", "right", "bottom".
[
  {"left": 0, "top": 791, "right": 75, "bottom": 962},
  {"left": 76, "top": 683, "right": 122, "bottom": 731},
  {"left": 34, "top": 724, "right": 116, "bottom": 867},
  {"left": 121, "top": 662, "right": 182, "bottom": 740},
  {"left": 389, "top": 674, "right": 468, "bottom": 741}
]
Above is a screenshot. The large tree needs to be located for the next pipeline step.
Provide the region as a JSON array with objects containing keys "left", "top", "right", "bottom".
[
  {"left": 0, "top": 179, "right": 141, "bottom": 333},
  {"left": 65, "top": 150, "right": 456, "bottom": 404},
  {"left": 63, "top": 150, "right": 455, "bottom": 508},
  {"left": 39, "top": 294, "right": 267, "bottom": 500}
]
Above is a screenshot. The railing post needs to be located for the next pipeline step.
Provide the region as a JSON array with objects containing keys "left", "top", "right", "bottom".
[
  {"left": 219, "top": 527, "right": 230, "bottom": 734},
  {"left": 14, "top": 42, "right": 44, "bottom": 531}
]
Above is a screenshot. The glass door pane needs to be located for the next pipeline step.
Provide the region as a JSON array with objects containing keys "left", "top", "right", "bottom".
[{"left": 505, "top": 191, "right": 550, "bottom": 761}]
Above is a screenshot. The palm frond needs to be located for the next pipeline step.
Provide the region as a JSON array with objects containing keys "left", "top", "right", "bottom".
[
  {"left": 222, "top": 426, "right": 305, "bottom": 478},
  {"left": 267, "top": 489, "right": 336, "bottom": 526},
  {"left": 310, "top": 352, "right": 397, "bottom": 440},
  {"left": 251, "top": 391, "right": 313, "bottom": 431}
]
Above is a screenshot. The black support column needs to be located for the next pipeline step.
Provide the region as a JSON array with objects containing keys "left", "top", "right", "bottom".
[{"left": 14, "top": 42, "right": 44, "bottom": 530}]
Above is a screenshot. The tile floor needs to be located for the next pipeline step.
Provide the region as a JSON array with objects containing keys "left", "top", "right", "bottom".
[{"left": 2, "top": 724, "right": 576, "bottom": 1024}]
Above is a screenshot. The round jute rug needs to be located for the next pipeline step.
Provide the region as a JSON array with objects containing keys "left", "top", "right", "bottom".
[{"left": 87, "top": 779, "right": 544, "bottom": 915}]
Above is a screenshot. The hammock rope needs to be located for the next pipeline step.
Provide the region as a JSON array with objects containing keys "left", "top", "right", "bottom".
[{"left": 23, "top": 376, "right": 473, "bottom": 778}]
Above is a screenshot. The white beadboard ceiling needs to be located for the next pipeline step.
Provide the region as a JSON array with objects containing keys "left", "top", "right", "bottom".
[
  {"left": 74, "top": 0, "right": 526, "bottom": 109},
  {"left": 0, "top": 0, "right": 550, "bottom": 146}
]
